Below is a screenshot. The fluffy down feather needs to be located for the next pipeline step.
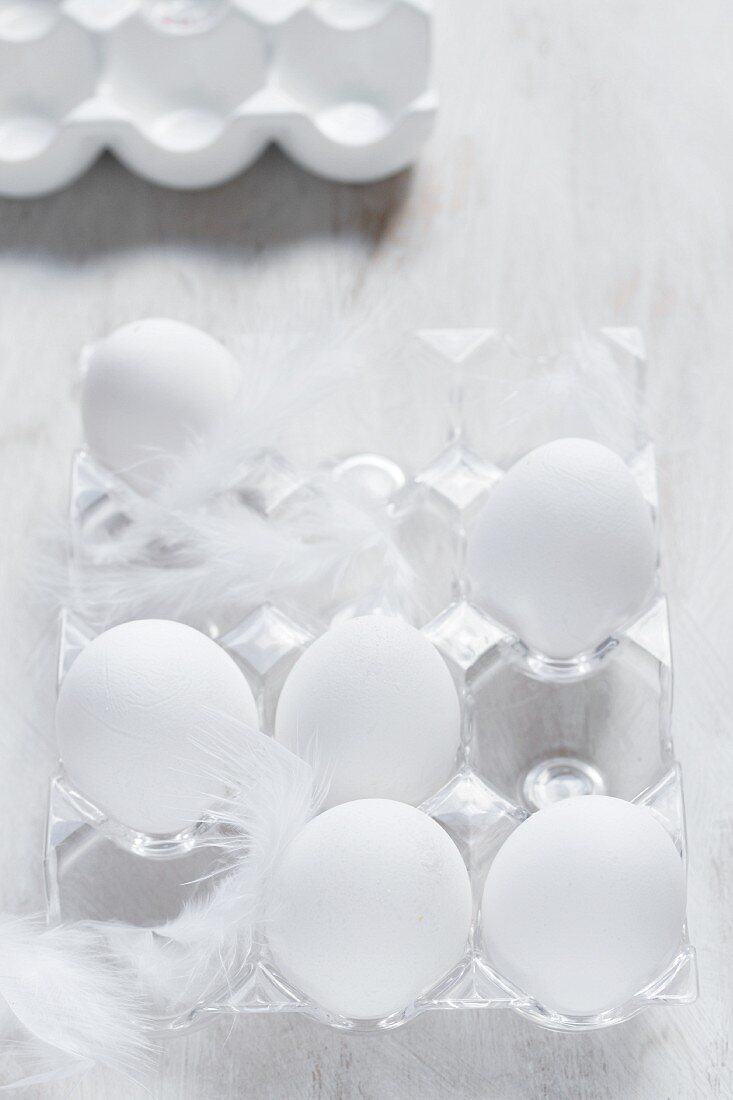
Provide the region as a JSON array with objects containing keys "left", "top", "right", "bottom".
[
  {"left": 52, "top": 472, "right": 418, "bottom": 635},
  {"left": 106, "top": 719, "right": 326, "bottom": 1016},
  {"left": 0, "top": 730, "right": 323, "bottom": 1083},
  {"left": 0, "top": 916, "right": 153, "bottom": 1090}
]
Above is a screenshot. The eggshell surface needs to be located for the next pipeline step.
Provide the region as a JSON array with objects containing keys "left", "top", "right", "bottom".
[
  {"left": 481, "top": 795, "right": 686, "bottom": 1017},
  {"left": 274, "top": 615, "right": 461, "bottom": 808},
  {"left": 81, "top": 318, "right": 240, "bottom": 494},
  {"left": 267, "top": 799, "right": 472, "bottom": 1019},
  {"left": 467, "top": 438, "right": 656, "bottom": 658},
  {"left": 56, "top": 619, "right": 258, "bottom": 835}
]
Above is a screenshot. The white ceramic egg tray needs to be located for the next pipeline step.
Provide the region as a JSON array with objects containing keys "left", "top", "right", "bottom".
[
  {"left": 0, "top": 0, "right": 435, "bottom": 196},
  {"left": 44, "top": 327, "right": 697, "bottom": 1036}
]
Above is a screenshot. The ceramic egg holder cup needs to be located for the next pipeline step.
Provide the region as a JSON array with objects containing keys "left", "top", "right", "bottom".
[
  {"left": 45, "top": 327, "right": 697, "bottom": 1035},
  {"left": 0, "top": 0, "right": 434, "bottom": 197}
]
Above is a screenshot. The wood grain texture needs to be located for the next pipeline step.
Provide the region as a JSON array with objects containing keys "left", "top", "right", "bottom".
[{"left": 0, "top": 0, "right": 731, "bottom": 1096}]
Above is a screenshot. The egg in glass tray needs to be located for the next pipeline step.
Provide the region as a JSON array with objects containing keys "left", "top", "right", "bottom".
[{"left": 44, "top": 328, "right": 695, "bottom": 1036}]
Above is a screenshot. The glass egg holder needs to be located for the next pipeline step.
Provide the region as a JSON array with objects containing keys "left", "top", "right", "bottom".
[{"left": 44, "top": 327, "right": 697, "bottom": 1036}]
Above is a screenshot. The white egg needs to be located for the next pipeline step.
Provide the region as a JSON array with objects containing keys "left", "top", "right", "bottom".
[
  {"left": 275, "top": 615, "right": 460, "bottom": 809},
  {"left": 56, "top": 619, "right": 258, "bottom": 836},
  {"left": 81, "top": 318, "right": 240, "bottom": 494},
  {"left": 481, "top": 795, "right": 686, "bottom": 1017},
  {"left": 267, "top": 799, "right": 472, "bottom": 1019},
  {"left": 467, "top": 438, "right": 656, "bottom": 658}
]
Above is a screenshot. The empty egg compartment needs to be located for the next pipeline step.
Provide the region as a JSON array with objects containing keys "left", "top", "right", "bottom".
[
  {"left": 0, "top": 0, "right": 435, "bottom": 195},
  {"left": 464, "top": 597, "right": 673, "bottom": 811},
  {"left": 44, "top": 789, "right": 256, "bottom": 1022},
  {"left": 100, "top": 6, "right": 271, "bottom": 186},
  {"left": 416, "top": 326, "right": 653, "bottom": 474},
  {"left": 273, "top": 1, "right": 435, "bottom": 181},
  {"left": 62, "top": 445, "right": 458, "bottom": 645},
  {"left": 0, "top": 9, "right": 100, "bottom": 192}
]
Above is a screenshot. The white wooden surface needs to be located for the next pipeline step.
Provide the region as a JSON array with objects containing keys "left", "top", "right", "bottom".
[{"left": 1, "top": 2, "right": 732, "bottom": 1096}]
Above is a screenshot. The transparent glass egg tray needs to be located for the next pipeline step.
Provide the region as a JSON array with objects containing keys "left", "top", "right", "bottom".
[
  {"left": 0, "top": 0, "right": 434, "bottom": 196},
  {"left": 44, "top": 327, "right": 697, "bottom": 1035}
]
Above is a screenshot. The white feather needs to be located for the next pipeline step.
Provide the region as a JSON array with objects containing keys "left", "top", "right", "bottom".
[
  {"left": 40, "top": 471, "right": 417, "bottom": 636},
  {"left": 105, "top": 719, "right": 325, "bottom": 1017},
  {"left": 0, "top": 916, "right": 153, "bottom": 1090},
  {"left": 37, "top": 318, "right": 419, "bottom": 634},
  {"left": 157, "top": 322, "right": 393, "bottom": 511}
]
